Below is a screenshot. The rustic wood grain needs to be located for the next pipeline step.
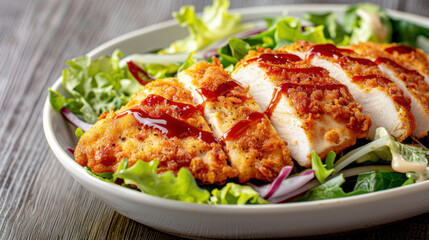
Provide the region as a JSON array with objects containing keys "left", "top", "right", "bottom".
[{"left": 0, "top": 0, "right": 428, "bottom": 239}]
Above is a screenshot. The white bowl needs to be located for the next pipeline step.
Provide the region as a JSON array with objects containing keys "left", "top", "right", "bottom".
[{"left": 43, "top": 5, "right": 429, "bottom": 239}]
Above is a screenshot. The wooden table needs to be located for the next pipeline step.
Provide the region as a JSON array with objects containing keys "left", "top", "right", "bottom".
[{"left": 1, "top": 0, "right": 428, "bottom": 239}]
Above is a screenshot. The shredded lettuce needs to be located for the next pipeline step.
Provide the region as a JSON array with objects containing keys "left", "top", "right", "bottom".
[
  {"left": 50, "top": 50, "right": 141, "bottom": 124},
  {"left": 160, "top": 0, "right": 252, "bottom": 54}
]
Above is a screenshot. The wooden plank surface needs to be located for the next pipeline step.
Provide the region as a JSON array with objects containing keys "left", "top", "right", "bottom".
[{"left": 0, "top": 0, "right": 428, "bottom": 239}]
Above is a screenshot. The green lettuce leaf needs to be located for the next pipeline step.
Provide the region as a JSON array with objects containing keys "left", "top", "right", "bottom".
[
  {"left": 344, "top": 3, "right": 392, "bottom": 44},
  {"left": 353, "top": 171, "right": 408, "bottom": 192},
  {"left": 75, "top": 127, "right": 84, "bottom": 139},
  {"left": 295, "top": 174, "right": 368, "bottom": 202},
  {"left": 56, "top": 50, "right": 141, "bottom": 124},
  {"left": 177, "top": 52, "right": 196, "bottom": 73},
  {"left": 114, "top": 160, "right": 210, "bottom": 203},
  {"left": 144, "top": 63, "right": 179, "bottom": 79},
  {"left": 217, "top": 17, "right": 330, "bottom": 67},
  {"left": 161, "top": 0, "right": 252, "bottom": 54},
  {"left": 85, "top": 158, "right": 129, "bottom": 183},
  {"left": 334, "top": 128, "right": 429, "bottom": 177},
  {"left": 209, "top": 183, "right": 268, "bottom": 204},
  {"left": 275, "top": 17, "right": 331, "bottom": 48},
  {"left": 391, "top": 18, "right": 429, "bottom": 52},
  {"left": 297, "top": 171, "right": 410, "bottom": 202},
  {"left": 85, "top": 167, "right": 114, "bottom": 182},
  {"left": 304, "top": 12, "right": 350, "bottom": 45},
  {"left": 311, "top": 151, "right": 335, "bottom": 184}
]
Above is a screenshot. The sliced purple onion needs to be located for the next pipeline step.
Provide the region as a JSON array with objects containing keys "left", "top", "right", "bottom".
[
  {"left": 61, "top": 108, "right": 93, "bottom": 131},
  {"left": 67, "top": 147, "right": 75, "bottom": 154},
  {"left": 264, "top": 166, "right": 292, "bottom": 198},
  {"left": 246, "top": 166, "right": 315, "bottom": 203},
  {"left": 202, "top": 28, "right": 267, "bottom": 59},
  {"left": 267, "top": 170, "right": 315, "bottom": 203}
]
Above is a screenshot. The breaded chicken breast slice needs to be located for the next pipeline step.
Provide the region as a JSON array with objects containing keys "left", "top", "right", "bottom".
[
  {"left": 178, "top": 58, "right": 292, "bottom": 182},
  {"left": 348, "top": 42, "right": 429, "bottom": 138},
  {"left": 371, "top": 43, "right": 429, "bottom": 82},
  {"left": 74, "top": 78, "right": 237, "bottom": 185},
  {"left": 232, "top": 48, "right": 371, "bottom": 167},
  {"left": 287, "top": 41, "right": 415, "bottom": 142}
]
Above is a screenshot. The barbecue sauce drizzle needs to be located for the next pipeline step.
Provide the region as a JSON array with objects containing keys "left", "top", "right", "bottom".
[
  {"left": 307, "top": 44, "right": 377, "bottom": 66},
  {"left": 375, "top": 57, "right": 422, "bottom": 77},
  {"left": 265, "top": 83, "right": 345, "bottom": 117},
  {"left": 114, "top": 95, "right": 218, "bottom": 144},
  {"left": 200, "top": 80, "right": 265, "bottom": 141},
  {"left": 251, "top": 53, "right": 345, "bottom": 117},
  {"left": 127, "top": 61, "right": 155, "bottom": 85},
  {"left": 199, "top": 81, "right": 243, "bottom": 101},
  {"left": 222, "top": 112, "right": 265, "bottom": 141},
  {"left": 385, "top": 45, "right": 415, "bottom": 54}
]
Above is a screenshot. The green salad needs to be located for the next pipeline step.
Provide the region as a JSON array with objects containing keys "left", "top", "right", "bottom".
[{"left": 49, "top": 0, "right": 429, "bottom": 205}]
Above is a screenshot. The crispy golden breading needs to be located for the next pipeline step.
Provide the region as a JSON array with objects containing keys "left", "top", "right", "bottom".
[
  {"left": 360, "top": 42, "right": 429, "bottom": 79},
  {"left": 287, "top": 41, "right": 415, "bottom": 142},
  {"left": 233, "top": 47, "right": 371, "bottom": 167},
  {"left": 348, "top": 42, "right": 429, "bottom": 138},
  {"left": 75, "top": 78, "right": 237, "bottom": 185},
  {"left": 178, "top": 59, "right": 293, "bottom": 182}
]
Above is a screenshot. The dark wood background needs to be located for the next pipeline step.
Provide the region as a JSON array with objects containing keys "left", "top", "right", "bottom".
[{"left": 1, "top": 0, "right": 428, "bottom": 239}]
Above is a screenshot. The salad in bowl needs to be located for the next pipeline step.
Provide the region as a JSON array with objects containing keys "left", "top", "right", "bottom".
[{"left": 47, "top": 0, "right": 429, "bottom": 207}]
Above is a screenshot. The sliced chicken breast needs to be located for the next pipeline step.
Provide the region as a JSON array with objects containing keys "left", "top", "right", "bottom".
[
  {"left": 370, "top": 43, "right": 429, "bottom": 83},
  {"left": 348, "top": 42, "right": 429, "bottom": 138},
  {"left": 287, "top": 41, "right": 415, "bottom": 142},
  {"left": 75, "top": 78, "right": 237, "bottom": 185},
  {"left": 232, "top": 48, "right": 371, "bottom": 167},
  {"left": 178, "top": 58, "right": 292, "bottom": 182}
]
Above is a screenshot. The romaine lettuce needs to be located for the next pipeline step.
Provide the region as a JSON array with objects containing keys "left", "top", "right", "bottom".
[
  {"left": 304, "top": 12, "right": 350, "bottom": 45},
  {"left": 344, "top": 3, "right": 392, "bottom": 44},
  {"left": 334, "top": 128, "right": 429, "bottom": 179},
  {"left": 161, "top": 0, "right": 252, "bottom": 54},
  {"left": 217, "top": 17, "right": 330, "bottom": 67}
]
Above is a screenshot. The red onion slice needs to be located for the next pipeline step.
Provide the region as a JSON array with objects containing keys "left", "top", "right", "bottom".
[
  {"left": 61, "top": 108, "right": 93, "bottom": 131},
  {"left": 267, "top": 170, "right": 315, "bottom": 203},
  {"left": 67, "top": 147, "right": 75, "bottom": 154},
  {"left": 264, "top": 166, "right": 293, "bottom": 198}
]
